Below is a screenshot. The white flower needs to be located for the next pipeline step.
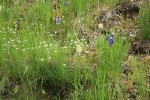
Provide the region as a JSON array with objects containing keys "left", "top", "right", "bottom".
[
  {"left": 49, "top": 44, "right": 52, "bottom": 46},
  {"left": 68, "top": 34, "right": 70, "bottom": 37},
  {"left": 129, "top": 33, "right": 135, "bottom": 37},
  {"left": 63, "top": 46, "right": 67, "bottom": 49},
  {"left": 40, "top": 58, "right": 44, "bottom": 61},
  {"left": 44, "top": 44, "right": 48, "bottom": 47},
  {"left": 76, "top": 44, "right": 82, "bottom": 55},
  {"left": 10, "top": 39, "right": 14, "bottom": 42},
  {"left": 43, "top": 41, "right": 46, "bottom": 44},
  {"left": 48, "top": 57, "right": 51, "bottom": 60},
  {"left": 98, "top": 23, "right": 103, "bottom": 30},
  {"left": 3, "top": 44, "right": 6, "bottom": 47},
  {"left": 63, "top": 64, "right": 66, "bottom": 66}
]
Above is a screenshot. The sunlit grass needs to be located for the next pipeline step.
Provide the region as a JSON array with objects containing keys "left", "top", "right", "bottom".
[{"left": 0, "top": 0, "right": 149, "bottom": 99}]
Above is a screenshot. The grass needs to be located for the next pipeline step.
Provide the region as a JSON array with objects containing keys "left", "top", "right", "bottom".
[
  {"left": 0, "top": 0, "right": 150, "bottom": 99},
  {"left": 138, "top": 2, "right": 150, "bottom": 41}
]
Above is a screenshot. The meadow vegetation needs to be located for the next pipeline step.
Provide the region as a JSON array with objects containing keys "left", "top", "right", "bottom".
[{"left": 0, "top": 0, "right": 150, "bottom": 99}]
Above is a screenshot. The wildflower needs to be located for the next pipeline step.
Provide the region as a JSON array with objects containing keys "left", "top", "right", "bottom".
[
  {"left": 76, "top": 44, "right": 82, "bottom": 55},
  {"left": 106, "top": 36, "right": 110, "bottom": 41},
  {"left": 40, "top": 58, "right": 44, "bottom": 62},
  {"left": 63, "top": 46, "right": 67, "bottom": 49},
  {"left": 10, "top": 39, "right": 14, "bottom": 42},
  {"left": 43, "top": 41, "right": 46, "bottom": 44},
  {"left": 41, "top": 89, "right": 46, "bottom": 95},
  {"left": 129, "top": 33, "right": 135, "bottom": 37},
  {"left": 44, "top": 44, "right": 48, "bottom": 47},
  {"left": 56, "top": 17, "right": 61, "bottom": 23},
  {"left": 106, "top": 32, "right": 114, "bottom": 46},
  {"left": 68, "top": 34, "right": 70, "bottom": 37},
  {"left": 48, "top": 57, "right": 51, "bottom": 60},
  {"left": 63, "top": 64, "right": 66, "bottom": 66},
  {"left": 64, "top": 2, "right": 68, "bottom": 6},
  {"left": 109, "top": 37, "right": 114, "bottom": 46},
  {"left": 3, "top": 44, "right": 6, "bottom": 47},
  {"left": 98, "top": 23, "right": 103, "bottom": 30}
]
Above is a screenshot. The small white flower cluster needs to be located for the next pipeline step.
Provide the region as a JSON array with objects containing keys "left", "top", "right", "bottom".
[{"left": 129, "top": 32, "right": 136, "bottom": 37}]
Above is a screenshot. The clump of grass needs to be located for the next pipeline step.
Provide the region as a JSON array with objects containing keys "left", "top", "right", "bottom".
[
  {"left": 137, "top": 2, "right": 150, "bottom": 41},
  {"left": 68, "top": 34, "right": 130, "bottom": 100},
  {"left": 99, "top": 35, "right": 129, "bottom": 74},
  {"left": 95, "top": 34, "right": 130, "bottom": 99}
]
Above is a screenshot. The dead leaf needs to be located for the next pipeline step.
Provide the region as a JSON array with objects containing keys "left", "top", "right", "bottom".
[
  {"left": 13, "top": 85, "right": 19, "bottom": 95},
  {"left": 142, "top": 56, "right": 150, "bottom": 64},
  {"left": 41, "top": 89, "right": 46, "bottom": 95}
]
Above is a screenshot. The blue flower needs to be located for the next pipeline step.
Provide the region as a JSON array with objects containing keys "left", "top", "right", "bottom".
[
  {"left": 106, "top": 32, "right": 114, "bottom": 46},
  {"left": 64, "top": 2, "right": 68, "bottom": 6},
  {"left": 109, "top": 37, "right": 114, "bottom": 46},
  {"left": 106, "top": 36, "right": 110, "bottom": 41},
  {"left": 56, "top": 17, "right": 61, "bottom": 23}
]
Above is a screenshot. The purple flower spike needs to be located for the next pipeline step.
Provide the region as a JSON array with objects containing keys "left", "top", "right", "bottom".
[
  {"left": 109, "top": 42, "right": 113, "bottom": 46},
  {"left": 106, "top": 36, "right": 110, "bottom": 41},
  {"left": 64, "top": 2, "right": 68, "bottom": 6},
  {"left": 56, "top": 17, "right": 61, "bottom": 23},
  {"left": 109, "top": 37, "right": 114, "bottom": 46}
]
